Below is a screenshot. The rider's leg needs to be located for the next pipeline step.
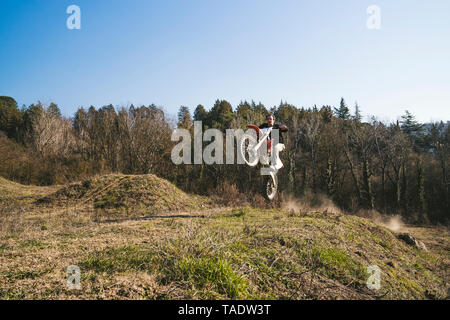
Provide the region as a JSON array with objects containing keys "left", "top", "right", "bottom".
[{"left": 272, "top": 143, "right": 285, "bottom": 170}]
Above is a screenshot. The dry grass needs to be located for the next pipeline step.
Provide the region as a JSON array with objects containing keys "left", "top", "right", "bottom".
[
  {"left": 0, "top": 175, "right": 448, "bottom": 300},
  {"left": 37, "top": 174, "right": 211, "bottom": 217}
]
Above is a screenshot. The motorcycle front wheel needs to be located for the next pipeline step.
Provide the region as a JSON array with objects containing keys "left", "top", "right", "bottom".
[{"left": 239, "top": 134, "right": 259, "bottom": 167}]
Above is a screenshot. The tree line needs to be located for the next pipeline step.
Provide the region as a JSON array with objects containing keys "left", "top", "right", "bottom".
[{"left": 0, "top": 96, "right": 448, "bottom": 224}]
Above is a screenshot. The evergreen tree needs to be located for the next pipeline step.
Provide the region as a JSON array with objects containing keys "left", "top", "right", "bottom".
[
  {"left": 0, "top": 96, "right": 22, "bottom": 139},
  {"left": 193, "top": 105, "right": 208, "bottom": 130},
  {"left": 207, "top": 99, "right": 234, "bottom": 130},
  {"left": 252, "top": 102, "right": 268, "bottom": 124},
  {"left": 73, "top": 107, "right": 87, "bottom": 132},
  {"left": 400, "top": 110, "right": 424, "bottom": 136},
  {"left": 320, "top": 105, "right": 333, "bottom": 122},
  {"left": 353, "top": 102, "right": 362, "bottom": 122},
  {"left": 334, "top": 97, "right": 351, "bottom": 120},
  {"left": 400, "top": 110, "right": 425, "bottom": 148},
  {"left": 22, "top": 102, "right": 44, "bottom": 135},
  {"left": 177, "top": 106, "right": 192, "bottom": 129},
  {"left": 236, "top": 101, "right": 253, "bottom": 127},
  {"left": 274, "top": 102, "right": 299, "bottom": 125},
  {"left": 47, "top": 103, "right": 62, "bottom": 118}
]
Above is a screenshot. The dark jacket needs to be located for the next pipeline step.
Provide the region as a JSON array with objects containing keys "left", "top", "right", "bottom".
[{"left": 258, "top": 123, "right": 288, "bottom": 144}]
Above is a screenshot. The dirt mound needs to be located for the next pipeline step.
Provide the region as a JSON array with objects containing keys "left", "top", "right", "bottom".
[
  {"left": 38, "top": 174, "right": 210, "bottom": 212},
  {"left": 0, "top": 176, "right": 21, "bottom": 195},
  {"left": 0, "top": 176, "right": 59, "bottom": 200}
]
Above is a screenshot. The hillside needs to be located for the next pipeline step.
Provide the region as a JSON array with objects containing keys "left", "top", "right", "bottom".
[
  {"left": 0, "top": 174, "right": 448, "bottom": 300},
  {"left": 0, "top": 176, "right": 59, "bottom": 199},
  {"left": 37, "top": 174, "right": 211, "bottom": 215}
]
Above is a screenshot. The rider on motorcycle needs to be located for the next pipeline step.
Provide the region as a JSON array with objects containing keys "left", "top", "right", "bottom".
[
  {"left": 259, "top": 113, "right": 288, "bottom": 144},
  {"left": 239, "top": 113, "right": 288, "bottom": 200},
  {"left": 258, "top": 113, "right": 288, "bottom": 170}
]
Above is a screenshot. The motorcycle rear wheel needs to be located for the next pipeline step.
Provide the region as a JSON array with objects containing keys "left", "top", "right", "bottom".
[{"left": 263, "top": 174, "right": 278, "bottom": 200}]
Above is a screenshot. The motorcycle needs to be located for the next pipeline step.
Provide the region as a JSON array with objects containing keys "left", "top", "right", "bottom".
[{"left": 239, "top": 125, "right": 285, "bottom": 200}]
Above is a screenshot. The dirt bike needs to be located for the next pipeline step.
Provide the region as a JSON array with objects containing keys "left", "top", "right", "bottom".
[{"left": 239, "top": 125, "right": 285, "bottom": 200}]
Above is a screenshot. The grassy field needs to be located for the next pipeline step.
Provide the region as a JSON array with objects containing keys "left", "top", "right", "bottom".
[{"left": 0, "top": 174, "right": 448, "bottom": 299}]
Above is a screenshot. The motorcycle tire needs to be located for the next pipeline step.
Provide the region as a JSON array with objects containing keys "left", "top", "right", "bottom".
[
  {"left": 239, "top": 134, "right": 259, "bottom": 167},
  {"left": 263, "top": 174, "right": 278, "bottom": 200}
]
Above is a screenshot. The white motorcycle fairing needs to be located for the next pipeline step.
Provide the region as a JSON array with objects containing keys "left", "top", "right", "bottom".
[
  {"left": 258, "top": 127, "right": 284, "bottom": 170},
  {"left": 272, "top": 143, "right": 285, "bottom": 170}
]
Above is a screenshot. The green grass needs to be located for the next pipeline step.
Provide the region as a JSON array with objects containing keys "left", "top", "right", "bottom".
[
  {"left": 94, "top": 194, "right": 120, "bottom": 208},
  {"left": 3, "top": 269, "right": 48, "bottom": 280},
  {"left": 19, "top": 207, "right": 450, "bottom": 299},
  {"left": 0, "top": 243, "right": 10, "bottom": 252},
  {"left": 79, "top": 245, "right": 154, "bottom": 273},
  {"left": 20, "top": 239, "right": 48, "bottom": 250},
  {"left": 0, "top": 288, "right": 27, "bottom": 299},
  {"left": 303, "top": 245, "right": 366, "bottom": 284},
  {"left": 79, "top": 244, "right": 248, "bottom": 299},
  {"left": 173, "top": 256, "right": 248, "bottom": 299},
  {"left": 1, "top": 174, "right": 448, "bottom": 300}
]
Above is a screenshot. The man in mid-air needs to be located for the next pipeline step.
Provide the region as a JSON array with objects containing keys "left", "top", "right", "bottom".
[
  {"left": 258, "top": 113, "right": 288, "bottom": 170},
  {"left": 258, "top": 113, "right": 288, "bottom": 144}
]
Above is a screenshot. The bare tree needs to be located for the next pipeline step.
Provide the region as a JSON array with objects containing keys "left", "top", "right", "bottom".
[
  {"left": 385, "top": 127, "right": 410, "bottom": 212},
  {"left": 117, "top": 106, "right": 173, "bottom": 175},
  {"left": 32, "top": 106, "right": 74, "bottom": 158},
  {"left": 299, "top": 113, "right": 322, "bottom": 191}
]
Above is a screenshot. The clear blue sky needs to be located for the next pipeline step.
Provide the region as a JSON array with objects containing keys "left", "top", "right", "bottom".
[{"left": 1, "top": 0, "right": 449, "bottom": 123}]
